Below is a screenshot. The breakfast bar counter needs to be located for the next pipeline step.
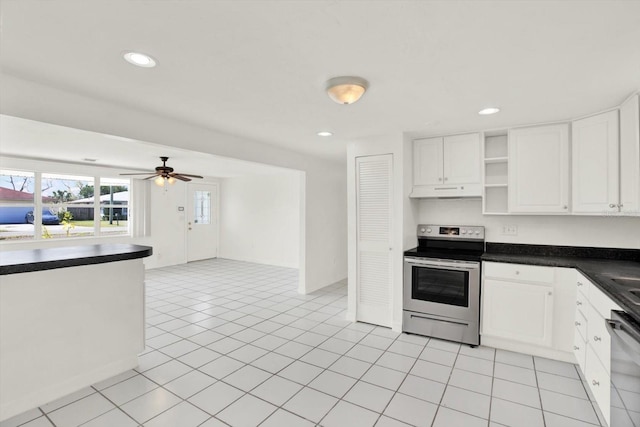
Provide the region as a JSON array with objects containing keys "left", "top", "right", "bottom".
[{"left": 0, "top": 244, "right": 152, "bottom": 421}]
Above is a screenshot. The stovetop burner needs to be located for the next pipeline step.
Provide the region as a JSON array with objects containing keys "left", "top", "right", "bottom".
[
  {"left": 405, "top": 224, "right": 486, "bottom": 262},
  {"left": 404, "top": 247, "right": 484, "bottom": 262}
]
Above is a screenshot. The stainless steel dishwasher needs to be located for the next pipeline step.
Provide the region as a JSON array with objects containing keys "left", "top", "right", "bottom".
[{"left": 606, "top": 311, "right": 640, "bottom": 427}]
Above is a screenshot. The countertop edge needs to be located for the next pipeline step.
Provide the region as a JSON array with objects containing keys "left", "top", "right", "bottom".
[{"left": 0, "top": 244, "right": 153, "bottom": 275}]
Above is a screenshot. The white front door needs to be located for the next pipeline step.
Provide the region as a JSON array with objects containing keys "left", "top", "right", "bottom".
[{"left": 187, "top": 183, "right": 219, "bottom": 262}]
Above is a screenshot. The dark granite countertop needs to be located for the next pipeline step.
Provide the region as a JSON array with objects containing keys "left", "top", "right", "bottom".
[
  {"left": 0, "top": 244, "right": 153, "bottom": 275},
  {"left": 482, "top": 243, "right": 640, "bottom": 324}
]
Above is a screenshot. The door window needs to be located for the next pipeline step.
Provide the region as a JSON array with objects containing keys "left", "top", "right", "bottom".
[{"left": 193, "top": 191, "right": 211, "bottom": 224}]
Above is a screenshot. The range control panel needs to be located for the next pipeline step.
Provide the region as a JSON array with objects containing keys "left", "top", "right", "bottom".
[{"left": 417, "top": 224, "right": 485, "bottom": 240}]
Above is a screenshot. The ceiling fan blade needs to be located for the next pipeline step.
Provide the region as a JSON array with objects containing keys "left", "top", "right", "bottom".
[
  {"left": 171, "top": 174, "right": 192, "bottom": 182},
  {"left": 142, "top": 175, "right": 159, "bottom": 180},
  {"left": 120, "top": 172, "right": 156, "bottom": 175},
  {"left": 170, "top": 173, "right": 203, "bottom": 179}
]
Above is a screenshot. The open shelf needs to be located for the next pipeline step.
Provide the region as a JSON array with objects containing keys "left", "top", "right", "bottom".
[
  {"left": 485, "top": 134, "right": 508, "bottom": 158},
  {"left": 484, "top": 186, "right": 508, "bottom": 214},
  {"left": 485, "top": 161, "right": 508, "bottom": 186},
  {"left": 483, "top": 131, "right": 509, "bottom": 214},
  {"left": 484, "top": 156, "right": 508, "bottom": 164}
]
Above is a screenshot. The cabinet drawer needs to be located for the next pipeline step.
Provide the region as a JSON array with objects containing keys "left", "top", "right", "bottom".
[
  {"left": 586, "top": 345, "right": 611, "bottom": 425},
  {"left": 484, "top": 262, "right": 554, "bottom": 283},
  {"left": 576, "top": 292, "right": 588, "bottom": 316},
  {"left": 576, "top": 273, "right": 590, "bottom": 299},
  {"left": 590, "top": 283, "right": 621, "bottom": 319},
  {"left": 587, "top": 303, "right": 612, "bottom": 373},
  {"left": 574, "top": 308, "right": 587, "bottom": 340},
  {"left": 573, "top": 331, "right": 586, "bottom": 372}
]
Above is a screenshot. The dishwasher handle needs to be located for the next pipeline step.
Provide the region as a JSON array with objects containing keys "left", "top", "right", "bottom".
[{"left": 606, "top": 317, "right": 640, "bottom": 363}]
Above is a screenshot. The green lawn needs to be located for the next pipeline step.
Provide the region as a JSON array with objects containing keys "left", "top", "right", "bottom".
[{"left": 72, "top": 220, "right": 128, "bottom": 228}]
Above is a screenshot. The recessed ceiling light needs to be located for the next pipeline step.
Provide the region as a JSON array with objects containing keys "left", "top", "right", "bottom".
[
  {"left": 123, "top": 51, "right": 157, "bottom": 68},
  {"left": 82, "top": 158, "right": 97, "bottom": 162},
  {"left": 478, "top": 107, "right": 500, "bottom": 115},
  {"left": 317, "top": 131, "right": 333, "bottom": 137}
]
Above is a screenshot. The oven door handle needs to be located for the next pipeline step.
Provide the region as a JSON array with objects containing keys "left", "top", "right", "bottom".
[{"left": 405, "top": 259, "right": 479, "bottom": 271}]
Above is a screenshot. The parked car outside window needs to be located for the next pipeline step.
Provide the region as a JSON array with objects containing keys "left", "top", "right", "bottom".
[{"left": 25, "top": 208, "right": 60, "bottom": 225}]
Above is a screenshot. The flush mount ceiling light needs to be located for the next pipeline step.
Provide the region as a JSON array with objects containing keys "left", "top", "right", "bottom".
[
  {"left": 326, "top": 76, "right": 369, "bottom": 105},
  {"left": 123, "top": 51, "right": 157, "bottom": 68},
  {"left": 317, "top": 131, "right": 333, "bottom": 137},
  {"left": 478, "top": 107, "right": 500, "bottom": 115}
]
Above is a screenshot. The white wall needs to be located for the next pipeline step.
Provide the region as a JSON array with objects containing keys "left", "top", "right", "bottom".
[
  {"left": 219, "top": 173, "right": 301, "bottom": 269},
  {"left": 417, "top": 198, "right": 640, "bottom": 249},
  {"left": 0, "top": 73, "right": 348, "bottom": 293}
]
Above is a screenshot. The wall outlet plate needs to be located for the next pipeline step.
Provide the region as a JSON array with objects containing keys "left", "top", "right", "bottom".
[{"left": 501, "top": 225, "right": 518, "bottom": 235}]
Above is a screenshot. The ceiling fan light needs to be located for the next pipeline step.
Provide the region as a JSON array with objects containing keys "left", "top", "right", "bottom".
[
  {"left": 167, "top": 176, "right": 176, "bottom": 184},
  {"left": 154, "top": 176, "right": 165, "bottom": 187},
  {"left": 326, "top": 76, "right": 368, "bottom": 105}
]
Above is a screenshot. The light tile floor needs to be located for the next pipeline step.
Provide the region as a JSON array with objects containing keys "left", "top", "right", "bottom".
[{"left": 2, "top": 259, "right": 607, "bottom": 427}]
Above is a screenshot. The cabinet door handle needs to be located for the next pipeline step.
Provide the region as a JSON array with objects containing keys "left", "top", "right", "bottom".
[
  {"left": 575, "top": 321, "right": 581, "bottom": 326},
  {"left": 592, "top": 380, "right": 600, "bottom": 386},
  {"left": 515, "top": 271, "right": 520, "bottom": 275},
  {"left": 576, "top": 301, "right": 582, "bottom": 306},
  {"left": 444, "top": 177, "right": 448, "bottom": 182},
  {"left": 563, "top": 205, "right": 568, "bottom": 209},
  {"left": 593, "top": 336, "right": 601, "bottom": 342},
  {"left": 574, "top": 345, "right": 580, "bottom": 350},
  {"left": 609, "top": 203, "right": 617, "bottom": 208},
  {"left": 438, "top": 177, "right": 443, "bottom": 181},
  {"left": 577, "top": 282, "right": 583, "bottom": 287},
  {"left": 618, "top": 204, "right": 624, "bottom": 208}
]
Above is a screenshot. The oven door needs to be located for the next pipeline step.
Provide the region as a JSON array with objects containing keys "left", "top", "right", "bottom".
[{"left": 403, "top": 257, "right": 480, "bottom": 323}]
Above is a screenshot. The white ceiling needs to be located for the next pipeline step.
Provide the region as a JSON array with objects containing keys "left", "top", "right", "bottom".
[
  {"left": 0, "top": 115, "right": 291, "bottom": 178},
  {"left": 1, "top": 0, "right": 640, "bottom": 162}
]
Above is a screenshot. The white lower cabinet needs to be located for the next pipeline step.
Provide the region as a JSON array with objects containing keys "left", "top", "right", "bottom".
[
  {"left": 481, "top": 262, "right": 575, "bottom": 359},
  {"left": 483, "top": 278, "right": 554, "bottom": 346},
  {"left": 572, "top": 272, "right": 621, "bottom": 426},
  {"left": 586, "top": 345, "right": 611, "bottom": 424}
]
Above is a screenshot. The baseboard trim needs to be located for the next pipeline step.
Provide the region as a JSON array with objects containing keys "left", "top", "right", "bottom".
[
  {"left": 0, "top": 356, "right": 138, "bottom": 422},
  {"left": 480, "top": 335, "right": 576, "bottom": 363}
]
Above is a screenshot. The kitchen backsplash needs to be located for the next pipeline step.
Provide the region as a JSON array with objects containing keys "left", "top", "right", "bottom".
[{"left": 418, "top": 198, "right": 640, "bottom": 250}]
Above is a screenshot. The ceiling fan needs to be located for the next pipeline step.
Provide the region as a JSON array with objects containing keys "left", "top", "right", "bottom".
[{"left": 120, "top": 156, "right": 203, "bottom": 186}]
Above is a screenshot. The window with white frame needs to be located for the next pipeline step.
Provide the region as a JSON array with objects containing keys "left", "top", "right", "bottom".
[{"left": 0, "top": 169, "right": 131, "bottom": 241}]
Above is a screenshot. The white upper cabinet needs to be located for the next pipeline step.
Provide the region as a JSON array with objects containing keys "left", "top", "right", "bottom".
[
  {"left": 444, "top": 133, "right": 482, "bottom": 185},
  {"left": 411, "top": 133, "right": 481, "bottom": 198},
  {"left": 413, "top": 137, "right": 443, "bottom": 186},
  {"left": 508, "top": 124, "right": 570, "bottom": 213},
  {"left": 572, "top": 110, "right": 620, "bottom": 214},
  {"left": 619, "top": 94, "right": 640, "bottom": 215}
]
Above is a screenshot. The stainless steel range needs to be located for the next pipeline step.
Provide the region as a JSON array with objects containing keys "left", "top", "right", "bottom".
[{"left": 403, "top": 224, "right": 485, "bottom": 346}]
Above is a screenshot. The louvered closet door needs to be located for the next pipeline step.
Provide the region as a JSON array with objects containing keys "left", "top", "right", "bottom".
[{"left": 355, "top": 154, "right": 393, "bottom": 327}]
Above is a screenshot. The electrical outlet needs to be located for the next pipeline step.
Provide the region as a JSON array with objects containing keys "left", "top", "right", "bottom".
[{"left": 501, "top": 225, "right": 518, "bottom": 236}]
